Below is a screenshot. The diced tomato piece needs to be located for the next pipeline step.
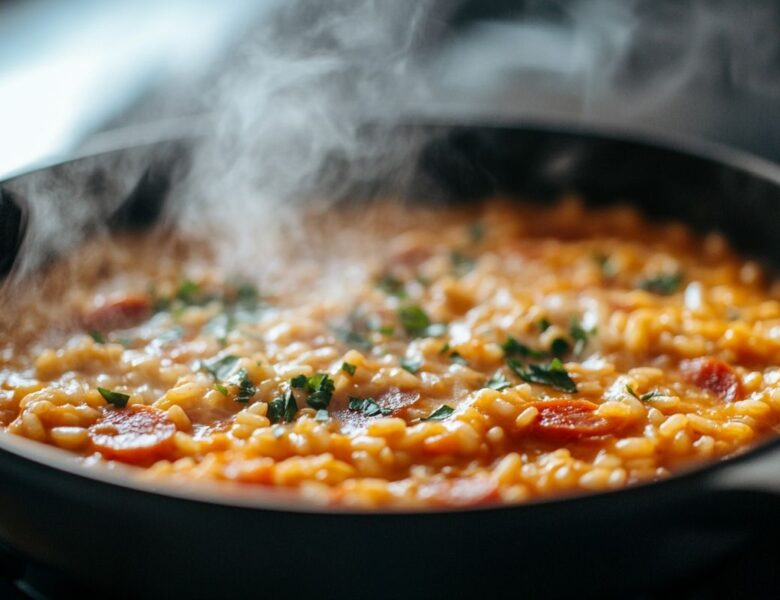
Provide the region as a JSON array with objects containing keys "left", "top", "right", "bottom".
[
  {"left": 531, "top": 399, "right": 620, "bottom": 439},
  {"left": 88, "top": 405, "right": 176, "bottom": 464},
  {"left": 82, "top": 293, "right": 151, "bottom": 332},
  {"left": 680, "top": 357, "right": 743, "bottom": 402}
]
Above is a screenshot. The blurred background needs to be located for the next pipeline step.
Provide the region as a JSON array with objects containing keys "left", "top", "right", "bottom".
[{"left": 1, "top": 0, "right": 780, "bottom": 178}]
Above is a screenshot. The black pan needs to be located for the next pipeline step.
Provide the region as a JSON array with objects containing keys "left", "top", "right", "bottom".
[{"left": 2, "top": 121, "right": 780, "bottom": 599}]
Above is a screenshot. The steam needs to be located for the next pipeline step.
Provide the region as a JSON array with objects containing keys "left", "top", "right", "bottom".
[{"left": 5, "top": 0, "right": 780, "bottom": 296}]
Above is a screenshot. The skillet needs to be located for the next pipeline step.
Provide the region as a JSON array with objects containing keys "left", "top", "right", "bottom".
[{"left": 1, "top": 120, "right": 780, "bottom": 598}]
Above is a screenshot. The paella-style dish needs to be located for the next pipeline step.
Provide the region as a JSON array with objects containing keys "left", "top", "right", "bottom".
[{"left": 2, "top": 197, "right": 780, "bottom": 508}]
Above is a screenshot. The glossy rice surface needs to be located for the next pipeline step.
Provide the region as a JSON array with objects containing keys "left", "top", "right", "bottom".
[{"left": 3, "top": 198, "right": 780, "bottom": 507}]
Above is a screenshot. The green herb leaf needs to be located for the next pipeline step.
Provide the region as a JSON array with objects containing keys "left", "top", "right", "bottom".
[
  {"left": 378, "top": 325, "right": 395, "bottom": 336},
  {"left": 398, "top": 305, "right": 431, "bottom": 336},
  {"left": 376, "top": 274, "right": 406, "bottom": 298},
  {"left": 536, "top": 318, "right": 551, "bottom": 332},
  {"left": 501, "top": 336, "right": 547, "bottom": 360},
  {"left": 507, "top": 358, "right": 577, "bottom": 393},
  {"left": 401, "top": 358, "right": 422, "bottom": 374},
  {"left": 203, "top": 355, "right": 239, "bottom": 380},
  {"left": 449, "top": 351, "right": 468, "bottom": 366},
  {"left": 305, "top": 373, "right": 335, "bottom": 410},
  {"left": 550, "top": 337, "right": 570, "bottom": 358},
  {"left": 214, "top": 383, "right": 228, "bottom": 396},
  {"left": 332, "top": 325, "right": 373, "bottom": 350},
  {"left": 341, "top": 362, "right": 357, "bottom": 376},
  {"left": 422, "top": 404, "right": 454, "bottom": 421},
  {"left": 486, "top": 371, "right": 511, "bottom": 391},
  {"left": 625, "top": 384, "right": 659, "bottom": 402},
  {"left": 569, "top": 317, "right": 593, "bottom": 356},
  {"left": 268, "top": 391, "right": 297, "bottom": 424},
  {"left": 451, "top": 251, "right": 476, "bottom": 276},
  {"left": 97, "top": 387, "right": 130, "bottom": 408},
  {"left": 290, "top": 374, "right": 308, "bottom": 388},
  {"left": 347, "top": 396, "right": 391, "bottom": 417},
  {"left": 229, "top": 368, "right": 256, "bottom": 403},
  {"left": 637, "top": 272, "right": 683, "bottom": 295},
  {"left": 176, "top": 279, "right": 201, "bottom": 304}
]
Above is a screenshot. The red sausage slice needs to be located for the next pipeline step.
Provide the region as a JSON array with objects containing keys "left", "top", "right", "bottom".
[
  {"left": 680, "top": 357, "right": 743, "bottom": 402},
  {"left": 531, "top": 399, "right": 620, "bottom": 440},
  {"left": 82, "top": 293, "right": 152, "bottom": 332},
  {"left": 89, "top": 405, "right": 176, "bottom": 464}
]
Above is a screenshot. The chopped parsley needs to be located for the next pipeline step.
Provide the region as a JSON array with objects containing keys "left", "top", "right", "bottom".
[
  {"left": 422, "top": 404, "right": 454, "bottom": 421},
  {"left": 376, "top": 274, "right": 406, "bottom": 298},
  {"left": 290, "top": 374, "right": 308, "bottom": 388},
  {"left": 486, "top": 371, "right": 511, "bottom": 391},
  {"left": 507, "top": 358, "right": 577, "bottom": 393},
  {"left": 341, "top": 362, "right": 357, "bottom": 376},
  {"left": 550, "top": 337, "right": 570, "bottom": 358},
  {"left": 451, "top": 251, "right": 476, "bottom": 276},
  {"left": 536, "top": 318, "right": 551, "bottom": 332},
  {"left": 229, "top": 368, "right": 256, "bottom": 403},
  {"left": 202, "top": 355, "right": 239, "bottom": 380},
  {"left": 401, "top": 358, "right": 423, "bottom": 374},
  {"left": 637, "top": 272, "right": 683, "bottom": 295},
  {"left": 501, "top": 336, "right": 546, "bottom": 360},
  {"left": 398, "top": 305, "right": 431, "bottom": 336},
  {"left": 291, "top": 373, "right": 335, "bottom": 409},
  {"left": 348, "top": 396, "right": 391, "bottom": 417},
  {"left": 569, "top": 317, "right": 593, "bottom": 356},
  {"left": 268, "top": 391, "right": 297, "bottom": 423},
  {"left": 449, "top": 351, "right": 468, "bottom": 366},
  {"left": 175, "top": 279, "right": 201, "bottom": 304},
  {"left": 214, "top": 383, "right": 228, "bottom": 396},
  {"left": 625, "top": 384, "right": 659, "bottom": 402},
  {"left": 88, "top": 330, "right": 106, "bottom": 344},
  {"left": 97, "top": 387, "right": 130, "bottom": 408}
]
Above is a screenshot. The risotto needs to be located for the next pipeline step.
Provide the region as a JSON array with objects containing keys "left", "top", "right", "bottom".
[{"left": 2, "top": 197, "right": 780, "bottom": 508}]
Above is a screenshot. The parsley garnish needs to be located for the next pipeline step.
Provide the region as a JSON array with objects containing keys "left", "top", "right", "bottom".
[
  {"left": 291, "top": 373, "right": 335, "bottom": 409},
  {"left": 290, "top": 374, "right": 308, "bottom": 388},
  {"left": 214, "top": 383, "right": 228, "bottom": 396},
  {"left": 175, "top": 279, "right": 201, "bottom": 304},
  {"left": 229, "top": 368, "right": 256, "bottom": 403},
  {"left": 569, "top": 317, "right": 593, "bottom": 355},
  {"left": 203, "top": 355, "right": 239, "bottom": 380},
  {"left": 486, "top": 371, "right": 511, "bottom": 391},
  {"left": 637, "top": 272, "right": 683, "bottom": 295},
  {"left": 449, "top": 351, "right": 468, "bottom": 366},
  {"left": 422, "top": 405, "right": 454, "bottom": 421},
  {"left": 332, "top": 325, "right": 373, "bottom": 350},
  {"left": 348, "top": 396, "right": 391, "bottom": 417},
  {"left": 536, "top": 318, "right": 551, "bottom": 332},
  {"left": 341, "top": 362, "right": 357, "bottom": 376},
  {"left": 625, "top": 384, "right": 659, "bottom": 402},
  {"left": 401, "top": 358, "right": 422, "bottom": 374},
  {"left": 268, "top": 391, "right": 297, "bottom": 423},
  {"left": 89, "top": 330, "right": 106, "bottom": 344},
  {"left": 550, "top": 337, "right": 570, "bottom": 358},
  {"left": 376, "top": 274, "right": 406, "bottom": 298},
  {"left": 501, "top": 336, "right": 546, "bottom": 360},
  {"left": 451, "top": 251, "right": 476, "bottom": 276},
  {"left": 97, "top": 387, "right": 130, "bottom": 408},
  {"left": 399, "top": 305, "right": 432, "bottom": 336},
  {"left": 507, "top": 358, "right": 577, "bottom": 393}
]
